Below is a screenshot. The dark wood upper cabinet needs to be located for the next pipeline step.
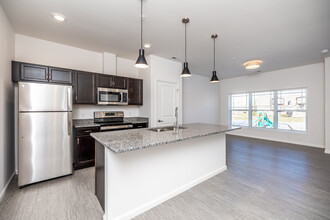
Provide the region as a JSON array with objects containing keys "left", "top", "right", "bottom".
[
  {"left": 96, "top": 74, "right": 127, "bottom": 89},
  {"left": 12, "top": 61, "right": 72, "bottom": 85},
  {"left": 49, "top": 67, "right": 72, "bottom": 84},
  {"left": 128, "top": 78, "right": 143, "bottom": 105},
  {"left": 96, "top": 74, "right": 111, "bottom": 88},
  {"left": 20, "top": 63, "right": 49, "bottom": 82},
  {"left": 74, "top": 71, "right": 96, "bottom": 104},
  {"left": 12, "top": 61, "right": 143, "bottom": 106},
  {"left": 110, "top": 76, "right": 127, "bottom": 89}
]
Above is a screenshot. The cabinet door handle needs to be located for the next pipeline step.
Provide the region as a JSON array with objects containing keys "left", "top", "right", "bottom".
[
  {"left": 77, "top": 137, "right": 80, "bottom": 145},
  {"left": 85, "top": 130, "right": 92, "bottom": 133},
  {"left": 158, "top": 120, "right": 164, "bottom": 122}
]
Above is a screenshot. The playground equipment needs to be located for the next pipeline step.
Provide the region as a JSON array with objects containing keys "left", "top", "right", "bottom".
[{"left": 253, "top": 112, "right": 273, "bottom": 127}]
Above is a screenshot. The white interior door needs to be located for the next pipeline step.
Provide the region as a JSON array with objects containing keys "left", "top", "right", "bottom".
[{"left": 156, "top": 81, "right": 178, "bottom": 127}]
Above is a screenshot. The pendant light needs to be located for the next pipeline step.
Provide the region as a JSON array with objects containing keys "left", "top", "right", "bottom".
[
  {"left": 135, "top": 0, "right": 148, "bottom": 68},
  {"left": 210, "top": 34, "right": 219, "bottom": 83},
  {"left": 181, "top": 18, "right": 191, "bottom": 77}
]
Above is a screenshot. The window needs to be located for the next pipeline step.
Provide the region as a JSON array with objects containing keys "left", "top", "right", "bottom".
[
  {"left": 252, "top": 91, "right": 274, "bottom": 128},
  {"left": 277, "top": 89, "right": 307, "bottom": 131},
  {"left": 230, "top": 93, "right": 249, "bottom": 126},
  {"left": 229, "top": 88, "right": 307, "bottom": 132}
]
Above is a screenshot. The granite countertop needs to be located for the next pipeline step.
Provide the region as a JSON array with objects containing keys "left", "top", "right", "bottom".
[
  {"left": 73, "top": 119, "right": 100, "bottom": 128},
  {"left": 73, "top": 117, "right": 149, "bottom": 128},
  {"left": 91, "top": 123, "right": 240, "bottom": 154}
]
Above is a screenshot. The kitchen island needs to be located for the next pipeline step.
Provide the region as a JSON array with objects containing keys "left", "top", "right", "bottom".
[{"left": 91, "top": 123, "right": 239, "bottom": 220}]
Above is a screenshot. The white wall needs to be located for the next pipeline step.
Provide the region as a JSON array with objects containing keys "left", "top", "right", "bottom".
[
  {"left": 220, "top": 63, "right": 325, "bottom": 148},
  {"left": 325, "top": 57, "right": 330, "bottom": 153},
  {"left": 72, "top": 105, "right": 139, "bottom": 119},
  {"left": 139, "top": 55, "right": 182, "bottom": 127},
  {"left": 14, "top": 34, "right": 141, "bottom": 119},
  {"left": 117, "top": 57, "right": 139, "bottom": 78},
  {"left": 0, "top": 5, "right": 15, "bottom": 200},
  {"left": 15, "top": 34, "right": 103, "bottom": 73},
  {"left": 183, "top": 74, "right": 220, "bottom": 125}
]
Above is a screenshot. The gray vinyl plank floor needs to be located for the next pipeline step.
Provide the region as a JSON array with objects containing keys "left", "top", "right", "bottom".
[
  {"left": 0, "top": 167, "right": 103, "bottom": 220},
  {"left": 1, "top": 135, "right": 330, "bottom": 220}
]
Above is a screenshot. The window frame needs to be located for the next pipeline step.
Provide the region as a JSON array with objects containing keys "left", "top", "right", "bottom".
[
  {"left": 229, "top": 87, "right": 308, "bottom": 132},
  {"left": 229, "top": 93, "right": 250, "bottom": 127}
]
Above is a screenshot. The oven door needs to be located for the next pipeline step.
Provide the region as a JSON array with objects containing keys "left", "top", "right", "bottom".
[{"left": 98, "top": 88, "right": 128, "bottom": 105}]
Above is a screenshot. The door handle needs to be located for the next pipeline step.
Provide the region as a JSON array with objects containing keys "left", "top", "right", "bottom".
[
  {"left": 67, "top": 87, "right": 72, "bottom": 111},
  {"left": 158, "top": 120, "right": 164, "bottom": 122},
  {"left": 68, "top": 112, "right": 72, "bottom": 136}
]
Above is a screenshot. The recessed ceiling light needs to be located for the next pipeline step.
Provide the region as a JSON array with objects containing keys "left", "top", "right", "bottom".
[
  {"left": 321, "top": 49, "right": 329, "bottom": 54},
  {"left": 243, "top": 60, "right": 262, "bottom": 70},
  {"left": 52, "top": 13, "right": 66, "bottom": 22},
  {"left": 144, "top": 44, "right": 151, "bottom": 49}
]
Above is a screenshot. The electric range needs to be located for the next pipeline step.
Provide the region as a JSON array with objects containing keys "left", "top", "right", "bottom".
[{"left": 94, "top": 111, "right": 133, "bottom": 132}]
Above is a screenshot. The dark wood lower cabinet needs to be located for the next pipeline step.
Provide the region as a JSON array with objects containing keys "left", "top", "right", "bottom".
[
  {"left": 74, "top": 127, "right": 99, "bottom": 169},
  {"left": 95, "top": 141, "right": 105, "bottom": 211}
]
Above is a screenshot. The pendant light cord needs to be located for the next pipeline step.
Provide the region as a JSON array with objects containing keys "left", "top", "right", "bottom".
[
  {"left": 213, "top": 37, "right": 216, "bottom": 71},
  {"left": 184, "top": 23, "right": 187, "bottom": 62},
  {"left": 140, "top": 0, "right": 143, "bottom": 49}
]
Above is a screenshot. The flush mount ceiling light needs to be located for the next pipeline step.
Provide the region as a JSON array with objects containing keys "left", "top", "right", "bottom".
[
  {"left": 210, "top": 34, "right": 219, "bottom": 83},
  {"left": 243, "top": 60, "right": 262, "bottom": 70},
  {"left": 135, "top": 0, "right": 148, "bottom": 69},
  {"left": 144, "top": 43, "right": 151, "bottom": 49},
  {"left": 321, "top": 49, "right": 329, "bottom": 54},
  {"left": 52, "top": 13, "right": 66, "bottom": 22},
  {"left": 181, "top": 18, "right": 191, "bottom": 77}
]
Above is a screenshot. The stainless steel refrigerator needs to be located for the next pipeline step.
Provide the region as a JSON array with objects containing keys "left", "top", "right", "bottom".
[{"left": 18, "top": 82, "right": 73, "bottom": 187}]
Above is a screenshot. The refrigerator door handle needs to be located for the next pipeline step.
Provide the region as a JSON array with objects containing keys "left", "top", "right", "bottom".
[
  {"left": 68, "top": 112, "right": 72, "bottom": 136},
  {"left": 67, "top": 87, "right": 72, "bottom": 111}
]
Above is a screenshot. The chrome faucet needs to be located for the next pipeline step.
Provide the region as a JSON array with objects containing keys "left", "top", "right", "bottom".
[{"left": 174, "top": 107, "right": 179, "bottom": 132}]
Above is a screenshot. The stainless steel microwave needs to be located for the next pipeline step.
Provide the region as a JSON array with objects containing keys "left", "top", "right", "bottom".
[{"left": 97, "top": 87, "right": 128, "bottom": 105}]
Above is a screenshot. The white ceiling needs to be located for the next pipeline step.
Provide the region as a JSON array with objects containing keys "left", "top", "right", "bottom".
[{"left": 1, "top": 0, "right": 329, "bottom": 79}]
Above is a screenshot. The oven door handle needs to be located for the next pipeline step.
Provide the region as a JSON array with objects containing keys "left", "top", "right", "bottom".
[{"left": 100, "top": 124, "right": 133, "bottom": 131}]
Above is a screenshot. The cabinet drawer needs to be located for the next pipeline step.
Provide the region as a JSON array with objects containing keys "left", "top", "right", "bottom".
[
  {"left": 76, "top": 127, "right": 99, "bottom": 136},
  {"left": 133, "top": 123, "right": 148, "bottom": 129}
]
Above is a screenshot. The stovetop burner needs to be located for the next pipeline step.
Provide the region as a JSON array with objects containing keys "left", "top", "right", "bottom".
[{"left": 94, "top": 111, "right": 131, "bottom": 127}]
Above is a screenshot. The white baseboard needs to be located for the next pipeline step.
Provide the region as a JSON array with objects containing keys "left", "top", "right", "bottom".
[
  {"left": 113, "top": 166, "right": 227, "bottom": 220},
  {"left": 0, "top": 171, "right": 16, "bottom": 203}
]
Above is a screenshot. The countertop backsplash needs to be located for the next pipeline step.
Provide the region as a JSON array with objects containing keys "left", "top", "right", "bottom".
[{"left": 72, "top": 105, "right": 140, "bottom": 119}]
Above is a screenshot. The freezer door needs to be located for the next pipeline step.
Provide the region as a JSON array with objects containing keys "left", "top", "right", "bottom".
[
  {"left": 19, "top": 82, "right": 72, "bottom": 112},
  {"left": 18, "top": 112, "right": 73, "bottom": 186}
]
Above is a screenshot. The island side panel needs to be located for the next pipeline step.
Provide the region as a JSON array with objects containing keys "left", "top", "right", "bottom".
[
  {"left": 95, "top": 141, "right": 105, "bottom": 211},
  {"left": 104, "top": 133, "right": 226, "bottom": 220}
]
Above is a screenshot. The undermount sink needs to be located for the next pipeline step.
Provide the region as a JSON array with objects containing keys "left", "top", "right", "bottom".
[{"left": 148, "top": 126, "right": 187, "bottom": 133}]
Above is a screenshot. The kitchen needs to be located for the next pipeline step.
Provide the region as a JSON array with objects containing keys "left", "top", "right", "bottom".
[{"left": 1, "top": 0, "right": 330, "bottom": 220}]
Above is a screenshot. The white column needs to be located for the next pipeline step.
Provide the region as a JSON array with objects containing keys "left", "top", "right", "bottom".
[
  {"left": 325, "top": 57, "right": 330, "bottom": 154},
  {"left": 103, "top": 52, "right": 117, "bottom": 75}
]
